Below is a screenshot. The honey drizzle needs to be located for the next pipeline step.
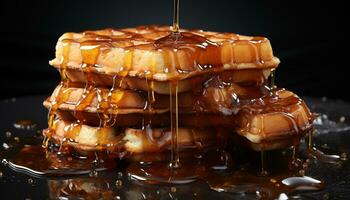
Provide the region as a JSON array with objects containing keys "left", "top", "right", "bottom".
[
  {"left": 102, "top": 74, "right": 124, "bottom": 127},
  {"left": 169, "top": 82, "right": 181, "bottom": 169},
  {"left": 173, "top": 0, "right": 180, "bottom": 32},
  {"left": 100, "top": 52, "right": 130, "bottom": 128},
  {"left": 44, "top": 38, "right": 73, "bottom": 148},
  {"left": 165, "top": 0, "right": 182, "bottom": 171},
  {"left": 270, "top": 68, "right": 276, "bottom": 89},
  {"left": 74, "top": 42, "right": 101, "bottom": 124},
  {"left": 260, "top": 150, "right": 268, "bottom": 176},
  {"left": 148, "top": 80, "right": 156, "bottom": 105},
  {"left": 70, "top": 43, "right": 130, "bottom": 151},
  {"left": 308, "top": 127, "right": 315, "bottom": 150},
  {"left": 144, "top": 45, "right": 158, "bottom": 133}
]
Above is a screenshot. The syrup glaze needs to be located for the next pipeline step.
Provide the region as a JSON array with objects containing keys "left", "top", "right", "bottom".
[
  {"left": 44, "top": 36, "right": 73, "bottom": 148},
  {"left": 51, "top": 23, "right": 277, "bottom": 82}
]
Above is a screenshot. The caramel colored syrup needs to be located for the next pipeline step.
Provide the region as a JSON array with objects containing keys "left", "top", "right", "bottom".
[
  {"left": 99, "top": 57, "right": 129, "bottom": 128},
  {"left": 142, "top": 52, "right": 157, "bottom": 131},
  {"left": 173, "top": 0, "right": 180, "bottom": 32},
  {"left": 44, "top": 38, "right": 73, "bottom": 147},
  {"left": 43, "top": 36, "right": 128, "bottom": 161},
  {"left": 260, "top": 151, "right": 268, "bottom": 176},
  {"left": 207, "top": 170, "right": 324, "bottom": 200},
  {"left": 7, "top": 143, "right": 116, "bottom": 176},
  {"left": 205, "top": 138, "right": 325, "bottom": 200},
  {"left": 74, "top": 42, "right": 100, "bottom": 123},
  {"left": 127, "top": 0, "right": 227, "bottom": 183},
  {"left": 308, "top": 127, "right": 315, "bottom": 150},
  {"left": 99, "top": 74, "right": 125, "bottom": 127},
  {"left": 270, "top": 68, "right": 276, "bottom": 89},
  {"left": 73, "top": 41, "right": 127, "bottom": 129},
  {"left": 305, "top": 127, "right": 342, "bottom": 164},
  {"left": 47, "top": 178, "right": 115, "bottom": 200},
  {"left": 169, "top": 82, "right": 181, "bottom": 169},
  {"left": 127, "top": 0, "right": 189, "bottom": 183}
]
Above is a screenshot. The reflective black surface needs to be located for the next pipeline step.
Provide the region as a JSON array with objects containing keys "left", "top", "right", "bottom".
[{"left": 0, "top": 96, "right": 350, "bottom": 199}]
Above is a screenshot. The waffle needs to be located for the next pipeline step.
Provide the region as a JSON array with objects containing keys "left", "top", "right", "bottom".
[
  {"left": 44, "top": 85, "right": 313, "bottom": 150},
  {"left": 43, "top": 25, "right": 314, "bottom": 156},
  {"left": 62, "top": 68, "right": 271, "bottom": 94},
  {"left": 47, "top": 119, "right": 218, "bottom": 153},
  {"left": 237, "top": 89, "right": 313, "bottom": 146},
  {"left": 49, "top": 25, "right": 279, "bottom": 82},
  {"left": 43, "top": 79, "right": 270, "bottom": 116}
]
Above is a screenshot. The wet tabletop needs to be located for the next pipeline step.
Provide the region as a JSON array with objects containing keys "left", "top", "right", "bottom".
[{"left": 0, "top": 96, "right": 350, "bottom": 200}]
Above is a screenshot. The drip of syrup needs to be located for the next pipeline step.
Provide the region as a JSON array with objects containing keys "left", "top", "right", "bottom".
[
  {"left": 44, "top": 39, "right": 73, "bottom": 148},
  {"left": 74, "top": 43, "right": 100, "bottom": 123},
  {"left": 127, "top": 0, "right": 197, "bottom": 184},
  {"left": 169, "top": 82, "right": 181, "bottom": 169},
  {"left": 260, "top": 151, "right": 269, "bottom": 176},
  {"left": 173, "top": 0, "right": 180, "bottom": 32},
  {"left": 308, "top": 147, "right": 341, "bottom": 164},
  {"left": 306, "top": 128, "right": 342, "bottom": 164},
  {"left": 270, "top": 69, "right": 276, "bottom": 89},
  {"left": 308, "top": 127, "right": 315, "bottom": 150}
]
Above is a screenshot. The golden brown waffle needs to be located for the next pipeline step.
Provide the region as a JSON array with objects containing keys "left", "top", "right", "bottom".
[
  {"left": 49, "top": 25, "right": 279, "bottom": 82},
  {"left": 43, "top": 81, "right": 269, "bottom": 116},
  {"left": 236, "top": 89, "right": 313, "bottom": 146},
  {"left": 47, "top": 119, "right": 218, "bottom": 153},
  {"left": 44, "top": 86, "right": 313, "bottom": 149},
  {"left": 63, "top": 68, "right": 271, "bottom": 94}
]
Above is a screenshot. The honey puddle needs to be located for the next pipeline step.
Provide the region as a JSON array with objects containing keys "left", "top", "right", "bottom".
[{"left": 1, "top": 127, "right": 348, "bottom": 199}]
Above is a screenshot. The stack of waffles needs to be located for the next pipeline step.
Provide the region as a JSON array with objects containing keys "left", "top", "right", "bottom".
[{"left": 43, "top": 25, "right": 313, "bottom": 159}]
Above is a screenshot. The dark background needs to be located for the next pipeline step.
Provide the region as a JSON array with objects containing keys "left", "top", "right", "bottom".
[{"left": 0, "top": 0, "right": 348, "bottom": 100}]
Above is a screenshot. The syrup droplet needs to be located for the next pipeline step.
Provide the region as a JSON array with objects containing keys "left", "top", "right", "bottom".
[
  {"left": 89, "top": 170, "right": 98, "bottom": 177},
  {"left": 340, "top": 152, "right": 348, "bottom": 161},
  {"left": 2, "top": 143, "right": 10, "bottom": 150},
  {"left": 13, "top": 120, "right": 37, "bottom": 130},
  {"left": 339, "top": 116, "right": 346, "bottom": 123},
  {"left": 171, "top": 186, "right": 177, "bottom": 193},
  {"left": 115, "top": 180, "right": 123, "bottom": 188},
  {"left": 281, "top": 176, "right": 324, "bottom": 191},
  {"left": 308, "top": 147, "right": 341, "bottom": 164},
  {"left": 89, "top": 158, "right": 99, "bottom": 177},
  {"left": 5, "top": 131, "right": 12, "bottom": 138},
  {"left": 117, "top": 171, "right": 123, "bottom": 179},
  {"left": 14, "top": 137, "right": 20, "bottom": 143},
  {"left": 27, "top": 178, "right": 34, "bottom": 185},
  {"left": 259, "top": 151, "right": 269, "bottom": 176}
]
